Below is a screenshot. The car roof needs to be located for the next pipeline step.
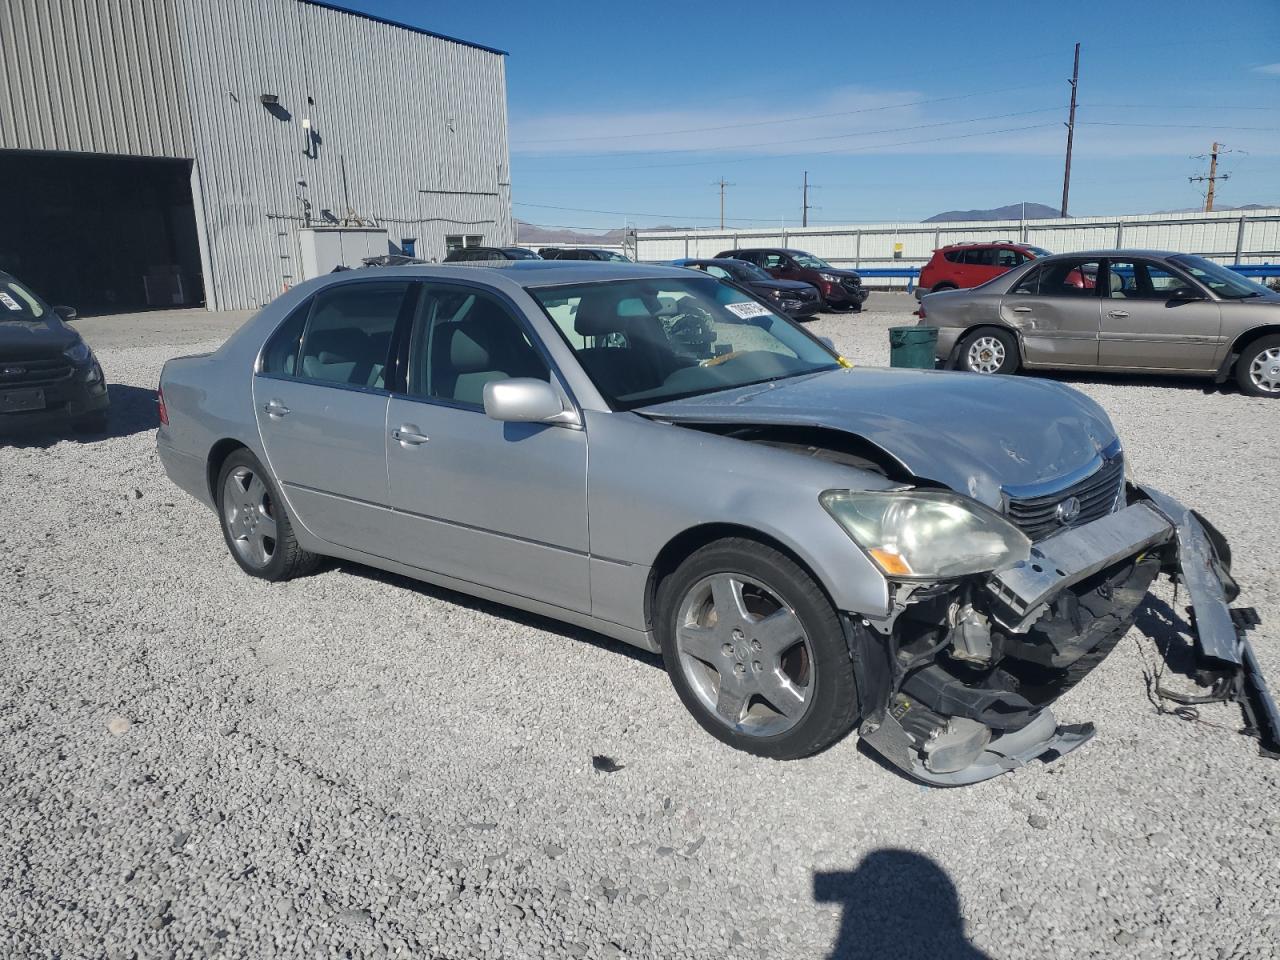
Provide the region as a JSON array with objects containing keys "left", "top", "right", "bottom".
[
  {"left": 939, "top": 240, "right": 1027, "bottom": 249},
  {"left": 1033, "top": 249, "right": 1185, "bottom": 260},
  {"left": 720, "top": 248, "right": 808, "bottom": 254},
  {"left": 339, "top": 260, "right": 695, "bottom": 289}
]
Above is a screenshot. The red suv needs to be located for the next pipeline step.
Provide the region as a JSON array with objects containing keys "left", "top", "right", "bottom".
[{"left": 916, "top": 242, "right": 1050, "bottom": 299}]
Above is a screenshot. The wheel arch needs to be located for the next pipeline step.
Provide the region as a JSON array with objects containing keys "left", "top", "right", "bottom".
[
  {"left": 644, "top": 522, "right": 838, "bottom": 635},
  {"left": 1216, "top": 324, "right": 1280, "bottom": 383},
  {"left": 206, "top": 438, "right": 249, "bottom": 505},
  {"left": 946, "top": 322, "right": 1024, "bottom": 369}
]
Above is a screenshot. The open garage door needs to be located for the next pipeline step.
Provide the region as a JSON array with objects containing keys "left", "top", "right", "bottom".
[{"left": 0, "top": 151, "right": 204, "bottom": 314}]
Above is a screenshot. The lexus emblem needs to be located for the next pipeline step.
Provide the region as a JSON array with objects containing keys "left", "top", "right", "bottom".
[
  {"left": 0, "top": 366, "right": 25, "bottom": 378},
  {"left": 1055, "top": 496, "right": 1082, "bottom": 525}
]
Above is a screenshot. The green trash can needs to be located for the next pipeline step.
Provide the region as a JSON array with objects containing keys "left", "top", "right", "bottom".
[{"left": 888, "top": 325, "right": 939, "bottom": 369}]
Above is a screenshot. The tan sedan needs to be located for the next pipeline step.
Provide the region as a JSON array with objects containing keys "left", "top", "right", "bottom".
[{"left": 916, "top": 250, "right": 1280, "bottom": 397}]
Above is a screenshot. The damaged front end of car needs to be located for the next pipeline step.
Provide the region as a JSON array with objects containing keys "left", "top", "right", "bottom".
[{"left": 837, "top": 482, "right": 1279, "bottom": 786}]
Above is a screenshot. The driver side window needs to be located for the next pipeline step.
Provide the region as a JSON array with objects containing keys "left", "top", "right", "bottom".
[{"left": 761, "top": 254, "right": 787, "bottom": 269}]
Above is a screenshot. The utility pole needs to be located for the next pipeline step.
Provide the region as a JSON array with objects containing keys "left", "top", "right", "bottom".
[
  {"left": 802, "top": 171, "right": 810, "bottom": 228},
  {"left": 1060, "top": 42, "right": 1080, "bottom": 218},
  {"left": 713, "top": 177, "right": 733, "bottom": 229},
  {"left": 1190, "top": 142, "right": 1230, "bottom": 212}
]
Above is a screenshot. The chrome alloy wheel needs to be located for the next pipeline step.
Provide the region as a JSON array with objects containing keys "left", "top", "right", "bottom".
[
  {"left": 674, "top": 573, "right": 814, "bottom": 737},
  {"left": 966, "top": 335, "right": 1006, "bottom": 374},
  {"left": 222, "top": 466, "right": 278, "bottom": 568},
  {"left": 1249, "top": 346, "right": 1280, "bottom": 394}
]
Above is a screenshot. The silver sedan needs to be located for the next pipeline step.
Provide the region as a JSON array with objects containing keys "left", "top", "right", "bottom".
[
  {"left": 157, "top": 261, "right": 1274, "bottom": 784},
  {"left": 916, "top": 250, "right": 1280, "bottom": 397}
]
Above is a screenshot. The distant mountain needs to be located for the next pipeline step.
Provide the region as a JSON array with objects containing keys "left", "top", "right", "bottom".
[
  {"left": 513, "top": 220, "right": 690, "bottom": 246},
  {"left": 1156, "top": 203, "right": 1275, "bottom": 213},
  {"left": 924, "top": 203, "right": 1061, "bottom": 223}
]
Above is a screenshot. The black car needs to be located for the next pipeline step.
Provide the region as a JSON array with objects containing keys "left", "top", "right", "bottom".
[
  {"left": 538, "top": 248, "right": 631, "bottom": 262},
  {"left": 673, "top": 258, "right": 822, "bottom": 320},
  {"left": 716, "top": 247, "right": 868, "bottom": 311},
  {"left": 0, "top": 271, "right": 108, "bottom": 433},
  {"left": 444, "top": 246, "right": 541, "bottom": 263}
]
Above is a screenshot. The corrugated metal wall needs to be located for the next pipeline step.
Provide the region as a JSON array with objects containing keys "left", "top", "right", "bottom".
[
  {"left": 638, "top": 209, "right": 1280, "bottom": 287},
  {"left": 0, "top": 0, "right": 193, "bottom": 157},
  {"left": 175, "top": 0, "right": 512, "bottom": 309}
]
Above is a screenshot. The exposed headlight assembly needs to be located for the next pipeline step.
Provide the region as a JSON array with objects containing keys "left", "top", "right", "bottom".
[
  {"left": 819, "top": 273, "right": 838, "bottom": 283},
  {"left": 64, "top": 341, "right": 92, "bottom": 365},
  {"left": 820, "top": 490, "right": 1030, "bottom": 579}
]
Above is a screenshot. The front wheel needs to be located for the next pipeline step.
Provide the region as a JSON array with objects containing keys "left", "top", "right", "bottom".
[
  {"left": 1236, "top": 334, "right": 1280, "bottom": 398},
  {"left": 958, "top": 327, "right": 1020, "bottom": 375},
  {"left": 216, "top": 448, "right": 320, "bottom": 581},
  {"left": 655, "top": 538, "right": 859, "bottom": 760}
]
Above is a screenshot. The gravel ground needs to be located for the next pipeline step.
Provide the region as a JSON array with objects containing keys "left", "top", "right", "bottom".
[{"left": 2, "top": 295, "right": 1278, "bottom": 960}]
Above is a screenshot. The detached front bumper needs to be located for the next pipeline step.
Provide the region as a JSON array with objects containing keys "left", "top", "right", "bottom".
[{"left": 855, "top": 484, "right": 1277, "bottom": 785}]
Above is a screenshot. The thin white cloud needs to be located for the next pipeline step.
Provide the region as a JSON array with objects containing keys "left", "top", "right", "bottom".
[{"left": 1252, "top": 63, "right": 1280, "bottom": 76}]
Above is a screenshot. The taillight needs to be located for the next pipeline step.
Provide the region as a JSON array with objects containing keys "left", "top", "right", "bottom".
[{"left": 157, "top": 387, "right": 169, "bottom": 426}]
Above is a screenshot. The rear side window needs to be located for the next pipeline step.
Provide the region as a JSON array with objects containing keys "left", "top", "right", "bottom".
[
  {"left": 261, "top": 299, "right": 312, "bottom": 376},
  {"left": 1011, "top": 260, "right": 1100, "bottom": 297},
  {"left": 943, "top": 250, "right": 964, "bottom": 263},
  {"left": 297, "top": 281, "right": 412, "bottom": 388}
]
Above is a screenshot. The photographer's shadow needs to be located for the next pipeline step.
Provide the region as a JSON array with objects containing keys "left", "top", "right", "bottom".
[{"left": 815, "top": 849, "right": 991, "bottom": 959}]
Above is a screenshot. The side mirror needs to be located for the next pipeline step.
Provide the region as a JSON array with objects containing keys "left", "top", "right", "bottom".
[
  {"left": 483, "top": 378, "right": 577, "bottom": 425},
  {"left": 54, "top": 305, "right": 77, "bottom": 322}
]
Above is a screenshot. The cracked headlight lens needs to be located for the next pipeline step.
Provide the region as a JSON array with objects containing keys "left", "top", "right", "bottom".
[
  {"left": 64, "top": 341, "right": 92, "bottom": 365},
  {"left": 820, "top": 490, "right": 1030, "bottom": 579}
]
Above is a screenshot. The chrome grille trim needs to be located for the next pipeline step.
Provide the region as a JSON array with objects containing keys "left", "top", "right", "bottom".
[{"left": 1002, "top": 445, "right": 1125, "bottom": 541}]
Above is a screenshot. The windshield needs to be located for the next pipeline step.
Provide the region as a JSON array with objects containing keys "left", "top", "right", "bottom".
[
  {"left": 504, "top": 248, "right": 541, "bottom": 260},
  {"left": 532, "top": 276, "right": 840, "bottom": 409},
  {"left": 596, "top": 250, "right": 630, "bottom": 262},
  {"left": 1167, "top": 255, "right": 1270, "bottom": 300},
  {"left": 0, "top": 277, "right": 48, "bottom": 321},
  {"left": 724, "top": 260, "right": 771, "bottom": 282},
  {"left": 791, "top": 252, "right": 831, "bottom": 269},
  {"left": 1025, "top": 246, "right": 1052, "bottom": 257}
]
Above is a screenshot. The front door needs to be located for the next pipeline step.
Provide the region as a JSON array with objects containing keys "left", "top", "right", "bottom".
[
  {"left": 999, "top": 257, "right": 1102, "bottom": 366},
  {"left": 1098, "top": 259, "right": 1222, "bottom": 371},
  {"left": 253, "top": 280, "right": 412, "bottom": 552},
  {"left": 384, "top": 282, "right": 590, "bottom": 613}
]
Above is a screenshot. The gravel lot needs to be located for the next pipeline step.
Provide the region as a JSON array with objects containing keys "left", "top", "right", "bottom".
[{"left": 3, "top": 294, "right": 1278, "bottom": 960}]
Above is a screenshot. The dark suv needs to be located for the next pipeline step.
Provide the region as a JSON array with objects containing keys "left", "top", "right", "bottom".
[
  {"left": 716, "top": 248, "right": 868, "bottom": 311},
  {"left": 673, "top": 258, "right": 821, "bottom": 319},
  {"left": 538, "top": 248, "right": 631, "bottom": 262},
  {"left": 0, "top": 271, "right": 109, "bottom": 433},
  {"left": 444, "top": 246, "right": 541, "bottom": 262},
  {"left": 916, "top": 241, "right": 1050, "bottom": 299}
]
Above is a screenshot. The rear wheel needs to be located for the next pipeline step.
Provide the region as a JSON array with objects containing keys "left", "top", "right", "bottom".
[
  {"left": 958, "top": 327, "right": 1020, "bottom": 375},
  {"left": 1236, "top": 334, "right": 1280, "bottom": 398},
  {"left": 216, "top": 448, "right": 319, "bottom": 581},
  {"left": 931, "top": 282, "right": 957, "bottom": 293},
  {"left": 656, "top": 538, "right": 859, "bottom": 760}
]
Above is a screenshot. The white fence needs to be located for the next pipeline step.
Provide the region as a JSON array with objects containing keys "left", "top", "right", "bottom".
[{"left": 636, "top": 208, "right": 1280, "bottom": 288}]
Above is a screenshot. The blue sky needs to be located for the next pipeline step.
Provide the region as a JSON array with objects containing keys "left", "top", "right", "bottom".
[{"left": 351, "top": 0, "right": 1278, "bottom": 230}]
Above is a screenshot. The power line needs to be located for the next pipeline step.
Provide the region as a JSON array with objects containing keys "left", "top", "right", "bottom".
[
  {"left": 1081, "top": 121, "right": 1279, "bottom": 131},
  {"left": 516, "top": 107, "right": 1066, "bottom": 162},
  {"left": 511, "top": 83, "right": 1059, "bottom": 145},
  {"left": 513, "top": 122, "right": 1062, "bottom": 173}
]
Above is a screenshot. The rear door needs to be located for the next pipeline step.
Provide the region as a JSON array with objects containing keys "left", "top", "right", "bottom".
[
  {"left": 999, "top": 258, "right": 1102, "bottom": 366},
  {"left": 253, "top": 279, "right": 413, "bottom": 552},
  {"left": 1098, "top": 259, "right": 1222, "bottom": 371},
  {"left": 383, "top": 281, "right": 590, "bottom": 612}
]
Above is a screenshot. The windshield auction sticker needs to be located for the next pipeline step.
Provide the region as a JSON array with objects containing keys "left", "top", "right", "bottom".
[
  {"left": 724, "top": 301, "right": 772, "bottom": 319},
  {"left": 0, "top": 292, "right": 22, "bottom": 311}
]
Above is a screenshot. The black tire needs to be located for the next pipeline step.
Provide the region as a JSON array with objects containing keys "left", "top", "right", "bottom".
[
  {"left": 1235, "top": 334, "right": 1280, "bottom": 398},
  {"left": 957, "top": 326, "right": 1021, "bottom": 375},
  {"left": 216, "top": 448, "right": 320, "bottom": 581},
  {"left": 931, "top": 282, "right": 957, "bottom": 293},
  {"left": 655, "top": 538, "right": 859, "bottom": 760},
  {"left": 72, "top": 411, "right": 109, "bottom": 433}
]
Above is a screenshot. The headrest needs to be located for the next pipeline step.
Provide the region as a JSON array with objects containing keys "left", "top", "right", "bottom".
[
  {"left": 442, "top": 325, "right": 491, "bottom": 373},
  {"left": 574, "top": 291, "right": 653, "bottom": 338},
  {"left": 308, "top": 327, "right": 367, "bottom": 363},
  {"left": 1109, "top": 272, "right": 1123, "bottom": 293}
]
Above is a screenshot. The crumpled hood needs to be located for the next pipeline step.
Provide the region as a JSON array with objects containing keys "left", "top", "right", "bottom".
[
  {"left": 639, "top": 366, "right": 1119, "bottom": 509},
  {"left": 0, "top": 315, "right": 79, "bottom": 357}
]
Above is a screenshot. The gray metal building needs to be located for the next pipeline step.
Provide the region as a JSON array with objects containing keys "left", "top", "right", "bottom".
[{"left": 0, "top": 0, "right": 512, "bottom": 311}]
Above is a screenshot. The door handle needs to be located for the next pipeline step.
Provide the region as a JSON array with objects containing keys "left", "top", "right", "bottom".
[
  {"left": 1012, "top": 306, "right": 1032, "bottom": 313},
  {"left": 392, "top": 425, "right": 430, "bottom": 446},
  {"left": 1108, "top": 310, "right": 1130, "bottom": 319},
  {"left": 264, "top": 399, "right": 290, "bottom": 418}
]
